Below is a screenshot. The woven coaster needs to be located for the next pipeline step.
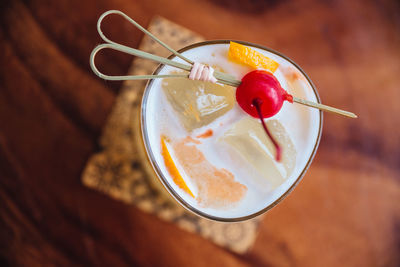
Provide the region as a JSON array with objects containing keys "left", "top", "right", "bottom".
[{"left": 82, "top": 16, "right": 262, "bottom": 254}]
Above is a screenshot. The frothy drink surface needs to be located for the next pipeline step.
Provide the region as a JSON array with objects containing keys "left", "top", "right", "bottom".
[{"left": 142, "top": 43, "right": 321, "bottom": 219}]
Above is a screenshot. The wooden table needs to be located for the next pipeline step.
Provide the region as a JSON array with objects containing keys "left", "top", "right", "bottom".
[{"left": 1, "top": 0, "right": 399, "bottom": 266}]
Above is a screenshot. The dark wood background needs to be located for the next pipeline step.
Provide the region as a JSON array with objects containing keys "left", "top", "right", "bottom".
[{"left": 0, "top": 0, "right": 399, "bottom": 266}]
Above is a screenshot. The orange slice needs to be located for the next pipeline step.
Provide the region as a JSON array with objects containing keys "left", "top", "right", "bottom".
[
  {"left": 161, "top": 136, "right": 195, "bottom": 198},
  {"left": 228, "top": 41, "right": 279, "bottom": 73}
]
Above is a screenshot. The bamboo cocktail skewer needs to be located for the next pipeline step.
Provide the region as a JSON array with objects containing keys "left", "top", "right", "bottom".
[
  {"left": 292, "top": 97, "right": 357, "bottom": 118},
  {"left": 90, "top": 10, "right": 357, "bottom": 119}
]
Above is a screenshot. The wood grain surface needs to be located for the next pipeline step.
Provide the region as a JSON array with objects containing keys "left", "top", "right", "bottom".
[{"left": 0, "top": 0, "right": 399, "bottom": 266}]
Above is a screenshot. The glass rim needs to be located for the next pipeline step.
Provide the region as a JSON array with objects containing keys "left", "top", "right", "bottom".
[{"left": 140, "top": 40, "right": 323, "bottom": 222}]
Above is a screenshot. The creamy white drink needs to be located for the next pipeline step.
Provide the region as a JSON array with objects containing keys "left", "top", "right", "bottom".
[{"left": 141, "top": 41, "right": 321, "bottom": 221}]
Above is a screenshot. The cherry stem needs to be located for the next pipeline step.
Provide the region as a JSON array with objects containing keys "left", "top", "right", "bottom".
[{"left": 252, "top": 98, "right": 282, "bottom": 162}]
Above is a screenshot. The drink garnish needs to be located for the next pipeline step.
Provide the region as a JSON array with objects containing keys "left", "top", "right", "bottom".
[
  {"left": 90, "top": 10, "right": 358, "bottom": 162},
  {"left": 228, "top": 41, "right": 279, "bottom": 73},
  {"left": 90, "top": 10, "right": 357, "bottom": 119},
  {"left": 161, "top": 136, "right": 195, "bottom": 198},
  {"left": 236, "top": 70, "right": 293, "bottom": 119}
]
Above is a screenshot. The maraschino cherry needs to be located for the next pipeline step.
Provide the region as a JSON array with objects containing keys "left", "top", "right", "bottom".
[{"left": 236, "top": 70, "right": 293, "bottom": 161}]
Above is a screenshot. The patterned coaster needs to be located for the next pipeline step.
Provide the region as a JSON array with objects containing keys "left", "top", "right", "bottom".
[{"left": 82, "top": 16, "right": 262, "bottom": 254}]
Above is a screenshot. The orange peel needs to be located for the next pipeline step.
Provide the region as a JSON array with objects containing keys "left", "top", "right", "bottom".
[
  {"left": 161, "top": 136, "right": 195, "bottom": 198},
  {"left": 228, "top": 41, "right": 279, "bottom": 73}
]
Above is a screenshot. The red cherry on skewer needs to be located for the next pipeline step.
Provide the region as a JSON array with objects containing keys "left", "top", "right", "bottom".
[
  {"left": 236, "top": 70, "right": 293, "bottom": 161},
  {"left": 236, "top": 70, "right": 293, "bottom": 118}
]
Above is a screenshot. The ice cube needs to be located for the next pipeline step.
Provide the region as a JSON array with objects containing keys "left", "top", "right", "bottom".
[
  {"left": 220, "top": 118, "right": 296, "bottom": 191},
  {"left": 162, "top": 71, "right": 235, "bottom": 131}
]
